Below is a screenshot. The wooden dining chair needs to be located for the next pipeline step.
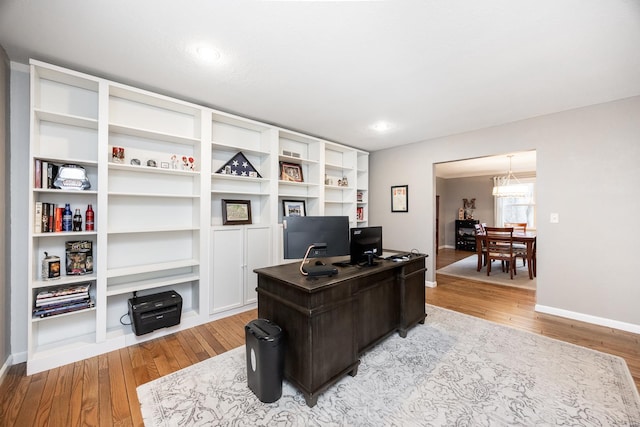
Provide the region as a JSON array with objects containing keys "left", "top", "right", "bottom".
[
  {"left": 485, "top": 227, "right": 517, "bottom": 279},
  {"left": 474, "top": 223, "right": 487, "bottom": 271},
  {"left": 504, "top": 222, "right": 527, "bottom": 266}
]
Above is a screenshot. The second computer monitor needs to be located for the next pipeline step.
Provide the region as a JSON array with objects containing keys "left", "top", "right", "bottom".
[{"left": 350, "top": 226, "right": 383, "bottom": 266}]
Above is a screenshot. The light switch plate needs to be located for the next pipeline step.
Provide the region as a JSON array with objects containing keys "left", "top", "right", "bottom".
[{"left": 550, "top": 213, "right": 559, "bottom": 223}]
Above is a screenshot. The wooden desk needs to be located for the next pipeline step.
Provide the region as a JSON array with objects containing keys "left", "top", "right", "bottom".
[
  {"left": 254, "top": 254, "right": 427, "bottom": 407},
  {"left": 476, "top": 232, "right": 536, "bottom": 279}
]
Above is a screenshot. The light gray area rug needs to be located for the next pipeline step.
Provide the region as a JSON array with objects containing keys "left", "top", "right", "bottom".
[
  {"left": 436, "top": 255, "right": 537, "bottom": 290},
  {"left": 137, "top": 305, "right": 640, "bottom": 426}
]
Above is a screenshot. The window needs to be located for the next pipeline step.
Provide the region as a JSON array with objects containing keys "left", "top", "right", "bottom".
[{"left": 494, "top": 179, "right": 536, "bottom": 230}]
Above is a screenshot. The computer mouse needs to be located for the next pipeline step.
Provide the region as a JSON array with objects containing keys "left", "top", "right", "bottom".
[{"left": 315, "top": 260, "right": 325, "bottom": 266}]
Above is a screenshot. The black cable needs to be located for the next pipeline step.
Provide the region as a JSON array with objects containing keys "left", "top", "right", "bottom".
[{"left": 120, "top": 313, "right": 132, "bottom": 326}]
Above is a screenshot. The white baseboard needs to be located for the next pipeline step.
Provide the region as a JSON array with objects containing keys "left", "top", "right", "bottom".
[
  {"left": 12, "top": 350, "right": 27, "bottom": 364},
  {"left": 0, "top": 354, "right": 14, "bottom": 386},
  {"left": 425, "top": 280, "right": 437, "bottom": 288},
  {"left": 535, "top": 304, "right": 640, "bottom": 334}
]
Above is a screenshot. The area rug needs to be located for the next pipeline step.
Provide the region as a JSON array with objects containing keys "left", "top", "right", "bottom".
[
  {"left": 436, "top": 255, "right": 537, "bottom": 290},
  {"left": 137, "top": 305, "right": 640, "bottom": 426}
]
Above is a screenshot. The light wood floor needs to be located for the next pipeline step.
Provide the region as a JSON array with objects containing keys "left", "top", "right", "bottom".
[{"left": 1, "top": 248, "right": 638, "bottom": 426}]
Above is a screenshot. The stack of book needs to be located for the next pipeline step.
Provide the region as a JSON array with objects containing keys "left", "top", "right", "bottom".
[
  {"left": 34, "top": 159, "right": 59, "bottom": 189},
  {"left": 33, "top": 283, "right": 94, "bottom": 318},
  {"left": 34, "top": 202, "right": 64, "bottom": 233}
]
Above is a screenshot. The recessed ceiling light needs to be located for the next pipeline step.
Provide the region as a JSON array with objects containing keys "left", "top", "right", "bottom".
[
  {"left": 191, "top": 44, "right": 221, "bottom": 63},
  {"left": 371, "top": 121, "right": 393, "bottom": 132}
]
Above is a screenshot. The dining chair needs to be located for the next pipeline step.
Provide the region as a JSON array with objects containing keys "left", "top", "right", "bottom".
[
  {"left": 504, "top": 222, "right": 527, "bottom": 266},
  {"left": 474, "top": 223, "right": 487, "bottom": 271},
  {"left": 485, "top": 227, "right": 516, "bottom": 279}
]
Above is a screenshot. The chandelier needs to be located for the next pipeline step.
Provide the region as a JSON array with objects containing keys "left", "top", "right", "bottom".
[{"left": 492, "top": 155, "right": 528, "bottom": 198}]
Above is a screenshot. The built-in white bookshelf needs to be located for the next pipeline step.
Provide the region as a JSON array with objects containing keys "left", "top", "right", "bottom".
[{"left": 26, "top": 59, "right": 368, "bottom": 374}]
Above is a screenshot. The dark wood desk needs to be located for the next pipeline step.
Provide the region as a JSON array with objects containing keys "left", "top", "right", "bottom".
[
  {"left": 254, "top": 254, "right": 427, "bottom": 407},
  {"left": 476, "top": 232, "right": 536, "bottom": 279}
]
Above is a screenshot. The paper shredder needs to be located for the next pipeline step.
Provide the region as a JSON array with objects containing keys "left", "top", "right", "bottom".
[{"left": 245, "top": 319, "right": 285, "bottom": 403}]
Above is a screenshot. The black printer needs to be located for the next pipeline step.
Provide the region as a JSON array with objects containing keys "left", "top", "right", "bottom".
[{"left": 128, "top": 290, "right": 182, "bottom": 336}]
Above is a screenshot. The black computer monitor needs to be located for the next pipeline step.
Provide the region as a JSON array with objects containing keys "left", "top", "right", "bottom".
[
  {"left": 350, "top": 226, "right": 383, "bottom": 266},
  {"left": 283, "top": 216, "right": 350, "bottom": 260}
]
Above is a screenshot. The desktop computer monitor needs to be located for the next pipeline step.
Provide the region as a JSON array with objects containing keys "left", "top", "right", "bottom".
[
  {"left": 350, "top": 226, "right": 383, "bottom": 266},
  {"left": 283, "top": 216, "right": 350, "bottom": 260}
]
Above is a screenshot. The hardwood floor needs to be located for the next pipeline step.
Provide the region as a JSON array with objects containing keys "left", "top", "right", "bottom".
[{"left": 1, "top": 249, "right": 638, "bottom": 426}]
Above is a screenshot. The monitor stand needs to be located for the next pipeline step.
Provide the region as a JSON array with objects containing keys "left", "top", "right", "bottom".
[{"left": 365, "top": 252, "right": 379, "bottom": 267}]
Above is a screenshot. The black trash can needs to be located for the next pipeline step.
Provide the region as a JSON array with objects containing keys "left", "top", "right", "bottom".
[{"left": 245, "top": 319, "right": 285, "bottom": 403}]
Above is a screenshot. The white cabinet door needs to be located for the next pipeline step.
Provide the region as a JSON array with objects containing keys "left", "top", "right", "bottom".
[
  {"left": 245, "top": 226, "right": 272, "bottom": 305},
  {"left": 211, "top": 227, "right": 244, "bottom": 313}
]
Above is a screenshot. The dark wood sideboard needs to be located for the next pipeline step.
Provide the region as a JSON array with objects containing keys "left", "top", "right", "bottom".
[{"left": 254, "top": 253, "right": 427, "bottom": 407}]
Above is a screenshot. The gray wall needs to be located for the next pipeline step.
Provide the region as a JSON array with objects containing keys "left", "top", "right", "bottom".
[
  {"left": 371, "top": 95, "right": 640, "bottom": 330},
  {"left": 0, "top": 46, "right": 9, "bottom": 373},
  {"left": 9, "top": 65, "right": 28, "bottom": 361},
  {"left": 436, "top": 175, "right": 494, "bottom": 248}
]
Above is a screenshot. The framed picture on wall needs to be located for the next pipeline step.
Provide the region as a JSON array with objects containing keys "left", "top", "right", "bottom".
[
  {"left": 391, "top": 185, "right": 408, "bottom": 212},
  {"left": 282, "top": 199, "right": 306, "bottom": 217},
  {"left": 222, "top": 199, "right": 252, "bottom": 225}
]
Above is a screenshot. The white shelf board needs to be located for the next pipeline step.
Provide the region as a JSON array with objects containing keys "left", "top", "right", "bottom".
[
  {"left": 278, "top": 154, "right": 319, "bottom": 165},
  {"left": 109, "top": 123, "right": 200, "bottom": 146},
  {"left": 35, "top": 109, "right": 99, "bottom": 130},
  {"left": 33, "top": 230, "right": 98, "bottom": 238},
  {"left": 211, "top": 173, "right": 268, "bottom": 183},
  {"left": 277, "top": 193, "right": 319, "bottom": 199},
  {"left": 278, "top": 180, "right": 319, "bottom": 188},
  {"left": 106, "top": 259, "right": 199, "bottom": 278},
  {"left": 325, "top": 185, "right": 353, "bottom": 190},
  {"left": 108, "top": 191, "right": 199, "bottom": 199},
  {"left": 325, "top": 162, "right": 354, "bottom": 172},
  {"left": 211, "top": 190, "right": 271, "bottom": 197},
  {"left": 107, "top": 226, "right": 199, "bottom": 235},
  {"left": 211, "top": 141, "right": 271, "bottom": 156},
  {"left": 31, "top": 274, "right": 97, "bottom": 290},
  {"left": 33, "top": 188, "right": 98, "bottom": 195},
  {"left": 108, "top": 162, "right": 199, "bottom": 176},
  {"left": 106, "top": 272, "right": 199, "bottom": 297}
]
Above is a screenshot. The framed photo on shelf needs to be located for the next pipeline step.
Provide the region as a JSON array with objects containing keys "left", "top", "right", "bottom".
[
  {"left": 222, "top": 199, "right": 252, "bottom": 225},
  {"left": 282, "top": 199, "right": 306, "bottom": 217},
  {"left": 391, "top": 185, "right": 408, "bottom": 212},
  {"left": 280, "top": 162, "right": 304, "bottom": 182}
]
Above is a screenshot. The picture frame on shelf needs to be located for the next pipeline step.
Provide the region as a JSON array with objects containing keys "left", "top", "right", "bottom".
[
  {"left": 391, "top": 185, "right": 408, "bottom": 212},
  {"left": 280, "top": 162, "right": 304, "bottom": 182},
  {"left": 282, "top": 199, "right": 306, "bottom": 217},
  {"left": 222, "top": 199, "right": 252, "bottom": 225}
]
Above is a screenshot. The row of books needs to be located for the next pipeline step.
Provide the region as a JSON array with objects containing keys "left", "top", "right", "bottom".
[
  {"left": 34, "top": 159, "right": 59, "bottom": 189},
  {"left": 34, "top": 202, "right": 64, "bottom": 233},
  {"left": 33, "top": 283, "right": 94, "bottom": 318}
]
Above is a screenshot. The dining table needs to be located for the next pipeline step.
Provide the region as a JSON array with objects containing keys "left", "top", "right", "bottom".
[{"left": 475, "top": 231, "right": 537, "bottom": 279}]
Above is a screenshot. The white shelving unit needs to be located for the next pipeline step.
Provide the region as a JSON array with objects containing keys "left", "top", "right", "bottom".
[
  {"left": 356, "top": 150, "right": 369, "bottom": 226},
  {"left": 26, "top": 59, "right": 368, "bottom": 374},
  {"left": 28, "top": 62, "right": 101, "bottom": 374}
]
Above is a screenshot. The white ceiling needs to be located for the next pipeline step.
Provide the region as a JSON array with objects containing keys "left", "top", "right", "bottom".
[
  {"left": 1, "top": 1, "right": 639, "bottom": 156},
  {"left": 434, "top": 150, "right": 536, "bottom": 179}
]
